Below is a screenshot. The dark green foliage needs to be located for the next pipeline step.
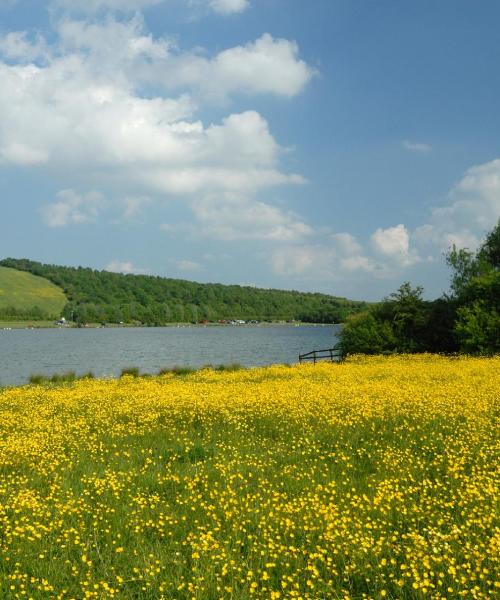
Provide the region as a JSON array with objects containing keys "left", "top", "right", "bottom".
[
  {"left": 0, "top": 258, "right": 367, "bottom": 324},
  {"left": 340, "top": 220, "right": 500, "bottom": 356},
  {"left": 0, "top": 304, "right": 50, "bottom": 320},
  {"left": 339, "top": 283, "right": 459, "bottom": 356},
  {"left": 29, "top": 371, "right": 78, "bottom": 384},
  {"left": 214, "top": 363, "right": 243, "bottom": 372},
  {"left": 446, "top": 220, "right": 500, "bottom": 354},
  {"left": 169, "top": 366, "right": 196, "bottom": 376},
  {"left": 339, "top": 313, "right": 396, "bottom": 355},
  {"left": 477, "top": 218, "right": 500, "bottom": 268},
  {"left": 120, "top": 367, "right": 140, "bottom": 378},
  {"left": 455, "top": 301, "right": 500, "bottom": 354},
  {"left": 28, "top": 374, "right": 46, "bottom": 385},
  {"left": 157, "top": 366, "right": 195, "bottom": 376}
]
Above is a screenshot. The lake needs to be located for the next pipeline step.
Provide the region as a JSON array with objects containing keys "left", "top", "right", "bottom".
[{"left": 0, "top": 324, "right": 340, "bottom": 386}]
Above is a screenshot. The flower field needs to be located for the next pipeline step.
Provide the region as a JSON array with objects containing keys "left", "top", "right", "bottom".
[{"left": 0, "top": 355, "right": 498, "bottom": 599}]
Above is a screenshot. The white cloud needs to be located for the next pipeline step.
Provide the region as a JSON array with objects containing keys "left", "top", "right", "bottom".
[
  {"left": 271, "top": 245, "right": 336, "bottom": 278},
  {"left": 41, "top": 189, "right": 104, "bottom": 227},
  {"left": 413, "top": 158, "right": 500, "bottom": 252},
  {"left": 194, "top": 195, "right": 312, "bottom": 241},
  {"left": 270, "top": 233, "right": 379, "bottom": 282},
  {"left": 330, "top": 232, "right": 363, "bottom": 256},
  {"left": 208, "top": 0, "right": 249, "bottom": 14},
  {"left": 0, "top": 31, "right": 49, "bottom": 63},
  {"left": 53, "top": 0, "right": 163, "bottom": 13},
  {"left": 0, "top": 20, "right": 312, "bottom": 193},
  {"left": 0, "top": 18, "right": 312, "bottom": 246},
  {"left": 340, "top": 255, "right": 375, "bottom": 272},
  {"left": 105, "top": 260, "right": 149, "bottom": 274},
  {"left": 403, "top": 140, "right": 432, "bottom": 153},
  {"left": 372, "top": 224, "right": 409, "bottom": 256},
  {"left": 161, "top": 193, "right": 312, "bottom": 242},
  {"left": 371, "top": 224, "right": 420, "bottom": 266},
  {"left": 171, "top": 33, "right": 315, "bottom": 99},
  {"left": 53, "top": 0, "right": 250, "bottom": 16}
]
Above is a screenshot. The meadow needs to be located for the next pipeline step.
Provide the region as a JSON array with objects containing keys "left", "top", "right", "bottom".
[
  {"left": 0, "top": 267, "right": 66, "bottom": 320},
  {"left": 0, "top": 355, "right": 498, "bottom": 599}
]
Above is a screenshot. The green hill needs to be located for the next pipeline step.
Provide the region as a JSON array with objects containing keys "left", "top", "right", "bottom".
[
  {"left": 0, "top": 266, "right": 67, "bottom": 320},
  {"left": 0, "top": 258, "right": 368, "bottom": 324}
]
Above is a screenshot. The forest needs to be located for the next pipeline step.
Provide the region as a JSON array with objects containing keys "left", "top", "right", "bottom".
[{"left": 0, "top": 258, "right": 368, "bottom": 325}]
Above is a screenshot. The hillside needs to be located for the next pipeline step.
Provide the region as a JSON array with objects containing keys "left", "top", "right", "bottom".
[
  {"left": 0, "top": 258, "right": 368, "bottom": 324},
  {"left": 0, "top": 266, "right": 67, "bottom": 320}
]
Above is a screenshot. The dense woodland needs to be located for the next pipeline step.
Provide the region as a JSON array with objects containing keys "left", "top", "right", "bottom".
[
  {"left": 0, "top": 258, "right": 368, "bottom": 324},
  {"left": 339, "top": 220, "right": 500, "bottom": 356}
]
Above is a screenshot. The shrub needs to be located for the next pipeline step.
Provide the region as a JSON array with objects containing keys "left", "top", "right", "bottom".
[{"left": 120, "top": 367, "right": 140, "bottom": 378}]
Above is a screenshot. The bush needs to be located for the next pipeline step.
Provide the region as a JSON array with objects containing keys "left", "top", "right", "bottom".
[
  {"left": 120, "top": 367, "right": 140, "bottom": 378},
  {"left": 339, "top": 313, "right": 396, "bottom": 355}
]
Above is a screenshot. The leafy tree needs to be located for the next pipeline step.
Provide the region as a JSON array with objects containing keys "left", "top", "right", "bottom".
[
  {"left": 477, "top": 218, "right": 500, "bottom": 268},
  {"left": 339, "top": 313, "right": 396, "bottom": 355},
  {"left": 455, "top": 301, "right": 500, "bottom": 354}
]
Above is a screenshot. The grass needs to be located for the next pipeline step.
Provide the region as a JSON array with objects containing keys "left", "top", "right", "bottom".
[
  {"left": 158, "top": 363, "right": 243, "bottom": 376},
  {"left": 0, "top": 355, "right": 498, "bottom": 599},
  {"left": 28, "top": 371, "right": 95, "bottom": 384},
  {"left": 0, "top": 266, "right": 67, "bottom": 318},
  {"left": 0, "top": 320, "right": 61, "bottom": 329}
]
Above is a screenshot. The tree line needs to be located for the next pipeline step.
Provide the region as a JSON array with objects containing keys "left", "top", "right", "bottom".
[
  {"left": 339, "top": 220, "right": 500, "bottom": 356},
  {"left": 0, "top": 258, "right": 368, "bottom": 325}
]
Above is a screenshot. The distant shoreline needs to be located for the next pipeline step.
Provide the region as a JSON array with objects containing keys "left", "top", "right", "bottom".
[{"left": 0, "top": 320, "right": 338, "bottom": 330}]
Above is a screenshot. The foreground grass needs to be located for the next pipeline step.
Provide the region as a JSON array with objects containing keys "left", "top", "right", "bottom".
[{"left": 0, "top": 356, "right": 498, "bottom": 599}]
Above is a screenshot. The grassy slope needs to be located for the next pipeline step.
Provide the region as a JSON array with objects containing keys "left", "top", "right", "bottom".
[{"left": 0, "top": 266, "right": 66, "bottom": 317}]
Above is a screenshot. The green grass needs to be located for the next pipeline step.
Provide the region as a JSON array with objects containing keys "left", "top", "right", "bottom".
[
  {"left": 0, "top": 320, "right": 58, "bottom": 328},
  {"left": 0, "top": 357, "right": 498, "bottom": 598},
  {"left": 0, "top": 266, "right": 66, "bottom": 319}
]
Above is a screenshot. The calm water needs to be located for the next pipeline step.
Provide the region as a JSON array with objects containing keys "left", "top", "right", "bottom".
[{"left": 0, "top": 325, "right": 340, "bottom": 386}]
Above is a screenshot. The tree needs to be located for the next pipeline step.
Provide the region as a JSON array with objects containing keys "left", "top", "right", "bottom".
[
  {"left": 339, "top": 313, "right": 396, "bottom": 355},
  {"left": 445, "top": 220, "right": 500, "bottom": 354},
  {"left": 455, "top": 301, "right": 500, "bottom": 355},
  {"left": 477, "top": 218, "right": 500, "bottom": 269}
]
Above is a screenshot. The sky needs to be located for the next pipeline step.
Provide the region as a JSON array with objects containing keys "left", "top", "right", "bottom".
[{"left": 1, "top": 0, "right": 499, "bottom": 301}]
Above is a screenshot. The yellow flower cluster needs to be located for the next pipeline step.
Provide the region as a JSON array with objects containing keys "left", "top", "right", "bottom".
[{"left": 0, "top": 355, "right": 498, "bottom": 599}]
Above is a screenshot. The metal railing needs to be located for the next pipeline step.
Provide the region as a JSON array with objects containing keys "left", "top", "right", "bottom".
[{"left": 299, "top": 346, "right": 342, "bottom": 364}]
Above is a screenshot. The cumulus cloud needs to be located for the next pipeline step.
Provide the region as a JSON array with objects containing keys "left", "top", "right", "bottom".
[
  {"left": 0, "top": 31, "right": 50, "bottom": 63},
  {"left": 372, "top": 224, "right": 420, "bottom": 266},
  {"left": 0, "top": 19, "right": 312, "bottom": 184},
  {"left": 171, "top": 33, "right": 315, "bottom": 99},
  {"left": 414, "top": 158, "right": 500, "bottom": 253},
  {"left": 269, "top": 231, "right": 380, "bottom": 282},
  {"left": 53, "top": 0, "right": 163, "bottom": 13},
  {"left": 41, "top": 189, "right": 104, "bottom": 227},
  {"left": 53, "top": 0, "right": 250, "bottom": 16},
  {"left": 161, "top": 193, "right": 311, "bottom": 242},
  {"left": 193, "top": 195, "right": 312, "bottom": 241},
  {"left": 330, "top": 232, "right": 363, "bottom": 256},
  {"left": 208, "top": 0, "right": 249, "bottom": 14},
  {"left": 0, "top": 15, "right": 313, "bottom": 246},
  {"left": 105, "top": 260, "right": 150, "bottom": 274}
]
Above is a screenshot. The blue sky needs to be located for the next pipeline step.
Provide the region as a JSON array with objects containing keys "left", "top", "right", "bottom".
[{"left": 1, "top": 0, "right": 499, "bottom": 300}]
